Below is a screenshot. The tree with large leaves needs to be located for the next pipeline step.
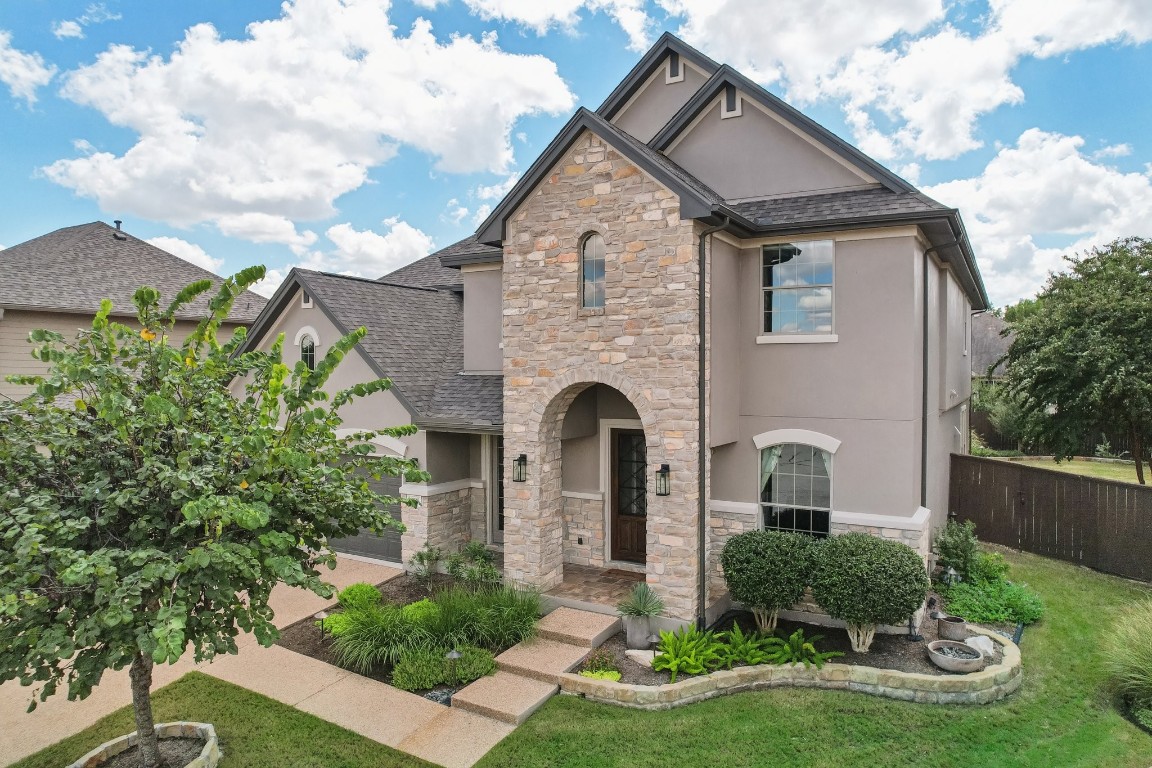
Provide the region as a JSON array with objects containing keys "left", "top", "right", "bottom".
[
  {"left": 1002, "top": 237, "right": 1152, "bottom": 483},
  {"left": 0, "top": 269, "right": 424, "bottom": 768}
]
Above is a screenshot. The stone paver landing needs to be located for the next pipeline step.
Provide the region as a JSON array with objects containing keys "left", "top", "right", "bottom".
[{"left": 537, "top": 606, "right": 621, "bottom": 647}]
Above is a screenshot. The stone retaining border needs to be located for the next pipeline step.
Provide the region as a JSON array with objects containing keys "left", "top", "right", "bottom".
[
  {"left": 558, "top": 627, "right": 1021, "bottom": 709},
  {"left": 67, "top": 722, "right": 221, "bottom": 768}
]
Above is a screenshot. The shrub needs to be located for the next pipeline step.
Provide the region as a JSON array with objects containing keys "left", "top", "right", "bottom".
[
  {"left": 969, "top": 551, "right": 1011, "bottom": 584},
  {"left": 579, "top": 670, "right": 622, "bottom": 682},
  {"left": 391, "top": 647, "right": 447, "bottom": 692},
  {"left": 617, "top": 582, "right": 664, "bottom": 617},
  {"left": 934, "top": 519, "right": 979, "bottom": 581},
  {"left": 716, "top": 623, "right": 773, "bottom": 669},
  {"left": 652, "top": 626, "right": 723, "bottom": 683},
  {"left": 337, "top": 582, "right": 382, "bottom": 612},
  {"left": 425, "top": 585, "right": 539, "bottom": 651},
  {"left": 447, "top": 541, "right": 502, "bottom": 588},
  {"left": 401, "top": 598, "right": 441, "bottom": 626},
  {"left": 448, "top": 646, "right": 497, "bottom": 686},
  {"left": 762, "top": 628, "right": 843, "bottom": 669},
  {"left": 331, "top": 605, "right": 430, "bottom": 673},
  {"left": 1102, "top": 600, "right": 1152, "bottom": 711},
  {"left": 318, "top": 612, "right": 355, "bottom": 638},
  {"left": 721, "top": 530, "right": 817, "bottom": 632},
  {"left": 810, "top": 533, "right": 929, "bottom": 652},
  {"left": 582, "top": 647, "right": 618, "bottom": 674},
  {"left": 410, "top": 542, "right": 443, "bottom": 591},
  {"left": 944, "top": 579, "right": 1044, "bottom": 625}
]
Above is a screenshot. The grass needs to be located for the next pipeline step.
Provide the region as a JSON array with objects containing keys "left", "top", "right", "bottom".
[
  {"left": 10, "top": 673, "right": 432, "bottom": 768},
  {"left": 998, "top": 457, "right": 1146, "bottom": 485},
  {"left": 479, "top": 550, "right": 1152, "bottom": 768}
]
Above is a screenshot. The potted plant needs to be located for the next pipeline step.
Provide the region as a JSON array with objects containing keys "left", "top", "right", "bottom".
[{"left": 617, "top": 582, "right": 664, "bottom": 649}]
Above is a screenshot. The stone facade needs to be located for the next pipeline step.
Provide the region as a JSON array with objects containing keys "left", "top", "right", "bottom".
[
  {"left": 401, "top": 486, "right": 476, "bottom": 566},
  {"left": 501, "top": 129, "right": 706, "bottom": 621},
  {"left": 562, "top": 493, "right": 607, "bottom": 567}
]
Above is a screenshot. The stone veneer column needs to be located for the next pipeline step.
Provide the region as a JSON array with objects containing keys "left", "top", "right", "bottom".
[
  {"left": 400, "top": 488, "right": 474, "bottom": 567},
  {"left": 501, "top": 130, "right": 706, "bottom": 621}
]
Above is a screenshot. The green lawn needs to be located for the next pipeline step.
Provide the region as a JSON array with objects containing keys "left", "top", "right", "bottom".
[
  {"left": 480, "top": 550, "right": 1152, "bottom": 768},
  {"left": 1000, "top": 457, "right": 1146, "bottom": 485},
  {"left": 10, "top": 673, "right": 433, "bottom": 768},
  {"left": 16, "top": 551, "right": 1152, "bottom": 768}
]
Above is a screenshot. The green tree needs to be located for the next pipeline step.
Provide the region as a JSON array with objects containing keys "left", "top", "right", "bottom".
[
  {"left": 0, "top": 270, "right": 424, "bottom": 768},
  {"left": 1003, "top": 237, "right": 1152, "bottom": 483},
  {"left": 1002, "top": 297, "right": 1043, "bottom": 324}
]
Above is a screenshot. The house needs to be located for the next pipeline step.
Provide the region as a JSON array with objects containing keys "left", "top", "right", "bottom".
[
  {"left": 242, "top": 33, "right": 988, "bottom": 628},
  {"left": 0, "top": 221, "right": 267, "bottom": 402},
  {"left": 971, "top": 311, "right": 1011, "bottom": 380}
]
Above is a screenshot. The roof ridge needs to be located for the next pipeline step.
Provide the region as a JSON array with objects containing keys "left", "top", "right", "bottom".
[{"left": 298, "top": 268, "right": 449, "bottom": 293}]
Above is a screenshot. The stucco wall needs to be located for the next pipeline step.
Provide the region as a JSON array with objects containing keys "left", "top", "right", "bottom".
[
  {"left": 561, "top": 384, "right": 643, "bottom": 492},
  {"left": 611, "top": 56, "right": 711, "bottom": 143},
  {"left": 462, "top": 266, "right": 502, "bottom": 373},
  {"left": 668, "top": 97, "right": 874, "bottom": 200}
]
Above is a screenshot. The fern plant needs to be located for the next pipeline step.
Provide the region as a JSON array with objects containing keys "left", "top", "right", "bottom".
[
  {"left": 763, "top": 629, "right": 843, "bottom": 669},
  {"left": 716, "top": 623, "right": 773, "bottom": 669},
  {"left": 651, "top": 626, "right": 723, "bottom": 683}
]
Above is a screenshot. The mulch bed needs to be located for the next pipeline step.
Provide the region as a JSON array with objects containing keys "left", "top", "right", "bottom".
[
  {"left": 102, "top": 737, "right": 205, "bottom": 768},
  {"left": 593, "top": 606, "right": 1006, "bottom": 685}
]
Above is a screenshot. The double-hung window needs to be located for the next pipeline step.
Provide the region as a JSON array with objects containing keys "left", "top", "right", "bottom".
[
  {"left": 762, "top": 240, "right": 834, "bottom": 335},
  {"left": 760, "top": 443, "right": 831, "bottom": 537}
]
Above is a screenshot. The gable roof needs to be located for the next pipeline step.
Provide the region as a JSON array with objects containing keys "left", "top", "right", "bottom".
[
  {"left": 474, "top": 107, "right": 723, "bottom": 246},
  {"left": 649, "top": 65, "right": 917, "bottom": 195},
  {"left": 0, "top": 221, "right": 266, "bottom": 322},
  {"left": 727, "top": 188, "right": 950, "bottom": 229},
  {"left": 240, "top": 268, "right": 502, "bottom": 429},
  {"left": 596, "top": 31, "right": 721, "bottom": 121},
  {"left": 432, "top": 236, "right": 504, "bottom": 270},
  {"left": 380, "top": 251, "right": 464, "bottom": 289}
]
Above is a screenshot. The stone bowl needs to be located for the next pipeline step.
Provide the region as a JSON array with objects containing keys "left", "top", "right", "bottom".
[
  {"left": 66, "top": 722, "right": 220, "bottom": 768},
  {"left": 938, "top": 615, "right": 968, "bottom": 641},
  {"left": 927, "top": 640, "right": 986, "bottom": 673}
]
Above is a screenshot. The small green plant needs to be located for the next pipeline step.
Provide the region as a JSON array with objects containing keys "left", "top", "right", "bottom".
[
  {"left": 1095, "top": 435, "right": 1129, "bottom": 460},
  {"left": 934, "top": 519, "right": 980, "bottom": 581},
  {"left": 968, "top": 551, "right": 1011, "bottom": 584},
  {"left": 337, "top": 582, "right": 383, "bottom": 612},
  {"left": 1102, "top": 600, "right": 1152, "bottom": 713},
  {"left": 763, "top": 629, "right": 843, "bottom": 669},
  {"left": 1134, "top": 704, "right": 1152, "bottom": 732},
  {"left": 944, "top": 579, "right": 1044, "bottom": 625},
  {"left": 447, "top": 646, "right": 497, "bottom": 686},
  {"left": 721, "top": 530, "right": 817, "bottom": 632},
  {"left": 809, "top": 533, "right": 929, "bottom": 652},
  {"left": 579, "top": 669, "right": 622, "bottom": 682},
  {"left": 651, "top": 626, "right": 723, "bottom": 683},
  {"left": 391, "top": 647, "right": 447, "bottom": 692},
  {"left": 716, "top": 623, "right": 773, "bottom": 669},
  {"left": 582, "top": 647, "right": 619, "bottom": 674},
  {"left": 401, "top": 598, "right": 441, "bottom": 626},
  {"left": 331, "top": 605, "right": 431, "bottom": 673},
  {"left": 447, "top": 541, "right": 502, "bottom": 588},
  {"left": 617, "top": 582, "right": 664, "bottom": 617},
  {"left": 317, "top": 612, "right": 355, "bottom": 637},
  {"left": 410, "top": 542, "right": 443, "bottom": 591}
]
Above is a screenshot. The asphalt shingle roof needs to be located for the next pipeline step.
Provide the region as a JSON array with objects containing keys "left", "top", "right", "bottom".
[
  {"left": 296, "top": 270, "right": 502, "bottom": 425},
  {"left": 729, "top": 188, "right": 949, "bottom": 229},
  {"left": 379, "top": 251, "right": 464, "bottom": 289},
  {"left": 972, "top": 312, "right": 1012, "bottom": 378},
  {"left": 0, "top": 221, "right": 266, "bottom": 322}
]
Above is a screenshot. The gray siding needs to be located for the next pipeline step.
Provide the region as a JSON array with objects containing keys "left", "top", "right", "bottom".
[{"left": 462, "top": 267, "right": 502, "bottom": 373}]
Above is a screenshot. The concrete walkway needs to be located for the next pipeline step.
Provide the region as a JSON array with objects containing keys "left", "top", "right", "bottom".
[{"left": 0, "top": 564, "right": 618, "bottom": 768}]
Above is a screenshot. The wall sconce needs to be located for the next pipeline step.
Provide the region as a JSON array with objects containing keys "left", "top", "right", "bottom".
[
  {"left": 512, "top": 453, "right": 528, "bottom": 482},
  {"left": 655, "top": 464, "right": 671, "bottom": 496}
]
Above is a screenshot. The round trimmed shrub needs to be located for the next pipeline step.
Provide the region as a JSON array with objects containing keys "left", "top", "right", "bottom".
[
  {"left": 337, "top": 582, "right": 382, "bottom": 612},
  {"left": 721, "top": 530, "right": 817, "bottom": 632},
  {"left": 809, "top": 532, "right": 929, "bottom": 652}
]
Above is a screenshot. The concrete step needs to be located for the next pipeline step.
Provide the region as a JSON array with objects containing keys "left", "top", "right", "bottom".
[
  {"left": 495, "top": 637, "right": 589, "bottom": 684},
  {"left": 451, "top": 671, "right": 558, "bottom": 726},
  {"left": 537, "top": 607, "right": 620, "bottom": 648}
]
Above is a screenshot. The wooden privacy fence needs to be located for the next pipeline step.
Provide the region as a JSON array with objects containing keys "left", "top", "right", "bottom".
[{"left": 950, "top": 454, "right": 1152, "bottom": 583}]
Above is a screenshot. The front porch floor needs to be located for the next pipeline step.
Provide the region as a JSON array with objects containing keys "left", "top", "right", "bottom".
[{"left": 545, "top": 564, "right": 644, "bottom": 610}]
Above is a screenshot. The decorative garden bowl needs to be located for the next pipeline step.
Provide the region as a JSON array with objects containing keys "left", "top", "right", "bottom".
[
  {"left": 927, "top": 640, "right": 986, "bottom": 673},
  {"left": 937, "top": 615, "right": 968, "bottom": 641}
]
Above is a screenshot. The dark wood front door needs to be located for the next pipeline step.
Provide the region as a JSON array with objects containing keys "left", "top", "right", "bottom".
[{"left": 611, "top": 429, "right": 647, "bottom": 563}]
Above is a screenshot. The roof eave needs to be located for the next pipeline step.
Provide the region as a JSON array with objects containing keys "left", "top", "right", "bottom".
[
  {"left": 596, "top": 32, "right": 721, "bottom": 120},
  {"left": 414, "top": 417, "right": 503, "bottom": 434}
]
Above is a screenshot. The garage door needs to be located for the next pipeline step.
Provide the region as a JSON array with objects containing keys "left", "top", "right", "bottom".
[{"left": 329, "top": 472, "right": 403, "bottom": 564}]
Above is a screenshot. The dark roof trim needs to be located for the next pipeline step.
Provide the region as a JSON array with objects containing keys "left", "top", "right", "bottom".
[
  {"left": 236, "top": 268, "right": 425, "bottom": 417},
  {"left": 474, "top": 107, "right": 718, "bottom": 245},
  {"left": 649, "top": 65, "right": 917, "bottom": 195},
  {"left": 596, "top": 32, "right": 720, "bottom": 121},
  {"left": 415, "top": 418, "right": 503, "bottom": 433},
  {"left": 439, "top": 252, "right": 500, "bottom": 269}
]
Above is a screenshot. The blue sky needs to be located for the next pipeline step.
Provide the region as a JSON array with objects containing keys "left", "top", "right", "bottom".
[{"left": 2, "top": 0, "right": 1151, "bottom": 306}]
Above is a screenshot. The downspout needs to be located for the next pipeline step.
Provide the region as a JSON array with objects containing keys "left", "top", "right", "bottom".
[
  {"left": 697, "top": 216, "right": 729, "bottom": 630},
  {"left": 921, "top": 240, "right": 960, "bottom": 509}
]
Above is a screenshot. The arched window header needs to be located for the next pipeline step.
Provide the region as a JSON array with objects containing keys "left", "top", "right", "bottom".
[
  {"left": 752, "top": 429, "right": 841, "bottom": 454},
  {"left": 293, "top": 326, "right": 321, "bottom": 347}
]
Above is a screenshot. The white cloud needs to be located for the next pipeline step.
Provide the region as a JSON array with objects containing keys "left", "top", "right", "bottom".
[
  {"left": 442, "top": 198, "right": 470, "bottom": 225},
  {"left": 0, "top": 30, "right": 56, "bottom": 103},
  {"left": 474, "top": 172, "right": 521, "bottom": 200},
  {"left": 42, "top": 1, "right": 574, "bottom": 247},
  {"left": 462, "top": 0, "right": 654, "bottom": 51},
  {"left": 926, "top": 129, "right": 1152, "bottom": 306},
  {"left": 471, "top": 204, "right": 492, "bottom": 226},
  {"left": 318, "top": 219, "right": 435, "bottom": 277},
  {"left": 1094, "top": 143, "right": 1132, "bottom": 160},
  {"left": 53, "top": 21, "right": 85, "bottom": 39},
  {"left": 147, "top": 235, "right": 224, "bottom": 273},
  {"left": 251, "top": 267, "right": 287, "bottom": 298}
]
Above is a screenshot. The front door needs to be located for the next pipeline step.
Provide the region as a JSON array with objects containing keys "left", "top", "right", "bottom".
[{"left": 610, "top": 429, "right": 647, "bottom": 563}]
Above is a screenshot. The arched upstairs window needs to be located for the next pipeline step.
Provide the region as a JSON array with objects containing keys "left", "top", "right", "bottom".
[
  {"left": 300, "top": 333, "right": 316, "bottom": 371},
  {"left": 581, "top": 232, "right": 605, "bottom": 309},
  {"left": 760, "top": 443, "right": 832, "bottom": 538}
]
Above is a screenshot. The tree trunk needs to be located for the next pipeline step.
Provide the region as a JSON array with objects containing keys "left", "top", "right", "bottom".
[
  {"left": 846, "top": 623, "right": 876, "bottom": 653},
  {"left": 129, "top": 653, "right": 162, "bottom": 768},
  {"left": 752, "top": 607, "right": 778, "bottom": 633},
  {"left": 1132, "top": 426, "right": 1145, "bottom": 485}
]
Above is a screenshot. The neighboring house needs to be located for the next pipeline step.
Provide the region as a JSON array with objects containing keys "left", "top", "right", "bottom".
[
  {"left": 243, "top": 33, "right": 988, "bottom": 627},
  {"left": 971, "top": 311, "right": 1011, "bottom": 379},
  {"left": 0, "top": 221, "right": 267, "bottom": 401}
]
